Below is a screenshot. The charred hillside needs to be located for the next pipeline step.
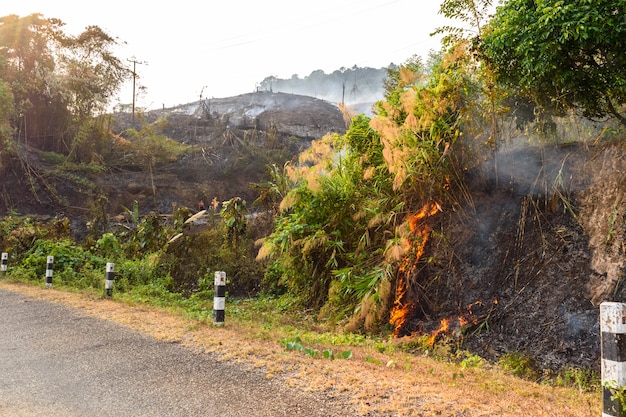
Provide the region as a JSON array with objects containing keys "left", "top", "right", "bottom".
[
  {"left": 103, "top": 92, "right": 348, "bottom": 215},
  {"left": 398, "top": 140, "right": 626, "bottom": 372},
  {"left": 0, "top": 92, "right": 347, "bottom": 219}
]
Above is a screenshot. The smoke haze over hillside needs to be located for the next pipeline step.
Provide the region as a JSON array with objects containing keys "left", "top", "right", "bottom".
[{"left": 257, "top": 66, "right": 388, "bottom": 114}]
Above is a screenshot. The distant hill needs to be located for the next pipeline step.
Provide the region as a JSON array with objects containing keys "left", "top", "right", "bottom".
[{"left": 256, "top": 66, "right": 391, "bottom": 116}]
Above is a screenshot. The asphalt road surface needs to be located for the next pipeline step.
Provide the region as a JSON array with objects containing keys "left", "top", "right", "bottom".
[{"left": 0, "top": 289, "right": 353, "bottom": 417}]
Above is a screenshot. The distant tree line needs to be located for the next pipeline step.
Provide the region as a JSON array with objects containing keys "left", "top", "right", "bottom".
[{"left": 257, "top": 66, "right": 391, "bottom": 106}]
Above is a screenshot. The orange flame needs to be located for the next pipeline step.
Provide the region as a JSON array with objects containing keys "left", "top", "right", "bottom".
[
  {"left": 427, "top": 318, "right": 450, "bottom": 346},
  {"left": 389, "top": 202, "right": 441, "bottom": 337},
  {"left": 425, "top": 301, "right": 489, "bottom": 345}
]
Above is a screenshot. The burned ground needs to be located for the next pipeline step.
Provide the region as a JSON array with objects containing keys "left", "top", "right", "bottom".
[
  {"left": 400, "top": 141, "right": 626, "bottom": 372},
  {"left": 1, "top": 92, "right": 348, "bottom": 218}
]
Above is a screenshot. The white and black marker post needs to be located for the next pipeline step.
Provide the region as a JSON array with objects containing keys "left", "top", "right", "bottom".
[
  {"left": 45, "top": 255, "right": 54, "bottom": 288},
  {"left": 601, "top": 302, "right": 626, "bottom": 417},
  {"left": 213, "top": 271, "right": 226, "bottom": 326},
  {"left": 105, "top": 262, "right": 115, "bottom": 297},
  {"left": 1, "top": 252, "right": 7, "bottom": 272}
]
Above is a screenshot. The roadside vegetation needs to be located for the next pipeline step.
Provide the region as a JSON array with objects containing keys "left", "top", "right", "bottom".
[{"left": 1, "top": 1, "right": 626, "bottom": 414}]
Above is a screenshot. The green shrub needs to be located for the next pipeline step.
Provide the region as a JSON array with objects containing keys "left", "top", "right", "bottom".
[
  {"left": 553, "top": 367, "right": 600, "bottom": 392},
  {"left": 497, "top": 351, "right": 539, "bottom": 381},
  {"left": 161, "top": 226, "right": 264, "bottom": 297},
  {"left": 19, "top": 238, "right": 106, "bottom": 289},
  {"left": 114, "top": 254, "right": 164, "bottom": 291},
  {"left": 0, "top": 216, "right": 71, "bottom": 261},
  {"left": 92, "top": 233, "right": 123, "bottom": 259}
]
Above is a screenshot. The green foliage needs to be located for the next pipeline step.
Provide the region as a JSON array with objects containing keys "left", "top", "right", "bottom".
[
  {"left": 0, "top": 213, "right": 177, "bottom": 293},
  {"left": 552, "top": 367, "right": 599, "bottom": 392},
  {"left": 0, "top": 77, "right": 14, "bottom": 147},
  {"left": 161, "top": 225, "right": 264, "bottom": 297},
  {"left": 220, "top": 197, "right": 248, "bottom": 247},
  {"left": 60, "top": 26, "right": 128, "bottom": 118},
  {"left": 19, "top": 238, "right": 105, "bottom": 288},
  {"left": 497, "top": 351, "right": 539, "bottom": 381},
  {"left": 121, "top": 212, "right": 171, "bottom": 259},
  {"left": 0, "top": 78, "right": 15, "bottom": 170},
  {"left": 39, "top": 151, "right": 65, "bottom": 164},
  {"left": 604, "top": 380, "right": 626, "bottom": 414},
  {"left": 161, "top": 230, "right": 219, "bottom": 294},
  {"left": 258, "top": 117, "right": 398, "bottom": 320},
  {"left": 119, "top": 275, "right": 180, "bottom": 306},
  {"left": 86, "top": 194, "right": 110, "bottom": 241},
  {"left": 479, "top": 0, "right": 626, "bottom": 127},
  {"left": 280, "top": 336, "right": 353, "bottom": 360},
  {"left": 0, "top": 212, "right": 263, "bottom": 306},
  {"left": 0, "top": 13, "right": 129, "bottom": 152},
  {"left": 434, "top": 0, "right": 494, "bottom": 47},
  {"left": 126, "top": 200, "right": 140, "bottom": 225},
  {"left": 92, "top": 233, "right": 123, "bottom": 259},
  {"left": 251, "top": 162, "right": 294, "bottom": 214},
  {"left": 372, "top": 47, "right": 475, "bottom": 198},
  {"left": 0, "top": 215, "right": 70, "bottom": 261},
  {"left": 457, "top": 351, "right": 485, "bottom": 369},
  {"left": 122, "top": 119, "right": 190, "bottom": 169},
  {"left": 49, "top": 168, "right": 97, "bottom": 194},
  {"left": 67, "top": 117, "right": 115, "bottom": 164},
  {"left": 259, "top": 48, "right": 479, "bottom": 333},
  {"left": 381, "top": 55, "right": 424, "bottom": 122}
]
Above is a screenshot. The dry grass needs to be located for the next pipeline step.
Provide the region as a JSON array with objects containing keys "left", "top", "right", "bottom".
[{"left": 0, "top": 281, "right": 599, "bottom": 416}]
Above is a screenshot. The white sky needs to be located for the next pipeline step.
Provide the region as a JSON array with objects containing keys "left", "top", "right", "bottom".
[{"left": 5, "top": 0, "right": 453, "bottom": 110}]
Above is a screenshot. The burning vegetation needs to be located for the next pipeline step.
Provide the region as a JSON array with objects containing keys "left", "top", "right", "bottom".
[
  {"left": 389, "top": 199, "right": 500, "bottom": 346},
  {"left": 389, "top": 202, "right": 441, "bottom": 337}
]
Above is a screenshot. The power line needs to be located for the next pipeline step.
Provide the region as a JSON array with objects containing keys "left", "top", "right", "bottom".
[{"left": 128, "top": 57, "right": 147, "bottom": 121}]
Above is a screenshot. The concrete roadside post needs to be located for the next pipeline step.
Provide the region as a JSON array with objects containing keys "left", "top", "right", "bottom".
[
  {"left": 601, "top": 302, "right": 626, "bottom": 417},
  {"left": 1, "top": 252, "right": 7, "bottom": 272},
  {"left": 213, "top": 271, "right": 226, "bottom": 326},
  {"left": 45, "top": 256, "right": 54, "bottom": 288},
  {"left": 105, "top": 262, "right": 115, "bottom": 297}
]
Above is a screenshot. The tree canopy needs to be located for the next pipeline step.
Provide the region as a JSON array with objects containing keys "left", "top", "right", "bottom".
[
  {"left": 0, "top": 13, "right": 129, "bottom": 151},
  {"left": 479, "top": 0, "right": 626, "bottom": 126}
]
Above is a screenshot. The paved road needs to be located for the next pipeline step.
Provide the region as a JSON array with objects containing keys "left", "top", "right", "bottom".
[{"left": 0, "top": 289, "right": 352, "bottom": 417}]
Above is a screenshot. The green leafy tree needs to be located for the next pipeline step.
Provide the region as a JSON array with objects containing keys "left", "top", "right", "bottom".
[
  {"left": 57, "top": 25, "right": 128, "bottom": 119},
  {"left": 0, "top": 14, "right": 65, "bottom": 148},
  {"left": 0, "top": 13, "right": 130, "bottom": 151},
  {"left": 434, "top": 0, "right": 494, "bottom": 47},
  {"left": 434, "top": 0, "right": 509, "bottom": 150},
  {"left": 0, "top": 77, "right": 15, "bottom": 168},
  {"left": 479, "top": 0, "right": 626, "bottom": 127}
]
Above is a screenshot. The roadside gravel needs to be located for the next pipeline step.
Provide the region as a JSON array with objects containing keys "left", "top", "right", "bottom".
[{"left": 0, "top": 289, "right": 357, "bottom": 417}]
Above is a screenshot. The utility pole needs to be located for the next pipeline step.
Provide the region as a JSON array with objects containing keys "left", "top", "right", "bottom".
[{"left": 128, "top": 57, "right": 146, "bottom": 122}]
